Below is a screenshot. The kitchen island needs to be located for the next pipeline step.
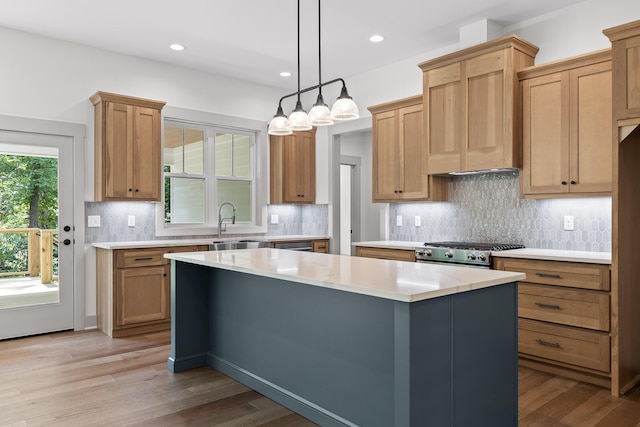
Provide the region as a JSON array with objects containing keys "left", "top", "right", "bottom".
[{"left": 165, "top": 248, "right": 525, "bottom": 427}]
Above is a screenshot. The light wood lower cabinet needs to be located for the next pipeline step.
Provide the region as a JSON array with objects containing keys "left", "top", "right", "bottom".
[
  {"left": 355, "top": 246, "right": 416, "bottom": 262},
  {"left": 494, "top": 257, "right": 612, "bottom": 388},
  {"left": 312, "top": 239, "right": 329, "bottom": 253},
  {"left": 97, "top": 245, "right": 207, "bottom": 337}
]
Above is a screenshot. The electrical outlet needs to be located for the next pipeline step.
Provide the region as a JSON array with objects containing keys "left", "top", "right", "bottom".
[
  {"left": 415, "top": 216, "right": 421, "bottom": 227},
  {"left": 128, "top": 215, "right": 135, "bottom": 227},
  {"left": 87, "top": 215, "right": 100, "bottom": 227},
  {"left": 396, "top": 216, "right": 402, "bottom": 227},
  {"left": 271, "top": 214, "right": 279, "bottom": 224},
  {"left": 563, "top": 215, "right": 574, "bottom": 231}
]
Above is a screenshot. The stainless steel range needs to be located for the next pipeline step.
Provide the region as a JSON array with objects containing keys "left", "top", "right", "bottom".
[{"left": 415, "top": 242, "right": 525, "bottom": 268}]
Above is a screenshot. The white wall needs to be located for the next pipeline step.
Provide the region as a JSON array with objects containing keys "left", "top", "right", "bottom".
[{"left": 339, "top": 131, "right": 381, "bottom": 242}]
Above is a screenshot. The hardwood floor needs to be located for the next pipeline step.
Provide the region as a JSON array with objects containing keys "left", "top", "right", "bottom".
[{"left": 1, "top": 329, "right": 640, "bottom": 426}]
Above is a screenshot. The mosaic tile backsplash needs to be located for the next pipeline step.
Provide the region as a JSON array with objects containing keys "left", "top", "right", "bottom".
[
  {"left": 389, "top": 171, "right": 612, "bottom": 252},
  {"left": 84, "top": 202, "right": 329, "bottom": 244}
]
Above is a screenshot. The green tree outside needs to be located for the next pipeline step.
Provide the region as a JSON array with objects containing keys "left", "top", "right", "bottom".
[{"left": 0, "top": 154, "right": 58, "bottom": 276}]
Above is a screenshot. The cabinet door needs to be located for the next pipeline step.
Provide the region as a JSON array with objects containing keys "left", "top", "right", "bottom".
[
  {"left": 283, "top": 130, "right": 316, "bottom": 203},
  {"left": 521, "top": 72, "right": 570, "bottom": 195},
  {"left": 398, "top": 103, "right": 429, "bottom": 199},
  {"left": 116, "top": 265, "right": 169, "bottom": 326},
  {"left": 465, "top": 49, "right": 511, "bottom": 171},
  {"left": 425, "top": 62, "right": 465, "bottom": 174},
  {"left": 611, "top": 34, "right": 640, "bottom": 120},
  {"left": 131, "top": 106, "right": 162, "bottom": 200},
  {"left": 569, "top": 62, "right": 612, "bottom": 193},
  {"left": 105, "top": 102, "right": 133, "bottom": 199},
  {"left": 372, "top": 110, "right": 401, "bottom": 200}
]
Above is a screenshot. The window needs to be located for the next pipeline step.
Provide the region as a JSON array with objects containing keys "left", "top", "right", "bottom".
[{"left": 157, "top": 107, "right": 268, "bottom": 236}]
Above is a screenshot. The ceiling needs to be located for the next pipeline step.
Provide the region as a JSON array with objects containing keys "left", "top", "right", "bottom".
[{"left": 1, "top": 0, "right": 586, "bottom": 91}]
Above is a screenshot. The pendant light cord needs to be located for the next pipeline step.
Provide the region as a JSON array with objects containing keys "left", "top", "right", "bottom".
[
  {"left": 297, "top": 0, "right": 301, "bottom": 103},
  {"left": 318, "top": 0, "right": 322, "bottom": 96}
]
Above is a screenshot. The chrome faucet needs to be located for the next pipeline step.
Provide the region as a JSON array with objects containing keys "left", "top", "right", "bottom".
[{"left": 218, "top": 201, "right": 236, "bottom": 238}]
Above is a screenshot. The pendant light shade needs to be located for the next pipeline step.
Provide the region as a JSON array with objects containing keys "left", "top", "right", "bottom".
[
  {"left": 268, "top": 105, "right": 293, "bottom": 135},
  {"left": 308, "top": 94, "right": 334, "bottom": 126},
  {"left": 288, "top": 100, "right": 312, "bottom": 131},
  {"left": 331, "top": 86, "right": 360, "bottom": 121}
]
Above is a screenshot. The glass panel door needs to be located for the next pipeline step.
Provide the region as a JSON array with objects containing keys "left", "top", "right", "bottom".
[{"left": 0, "top": 130, "right": 74, "bottom": 339}]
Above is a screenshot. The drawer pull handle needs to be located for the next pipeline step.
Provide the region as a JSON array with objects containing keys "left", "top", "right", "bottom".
[
  {"left": 535, "top": 339, "right": 561, "bottom": 348},
  {"left": 134, "top": 257, "right": 154, "bottom": 261},
  {"left": 535, "top": 302, "right": 561, "bottom": 310},
  {"left": 536, "top": 273, "right": 561, "bottom": 279}
]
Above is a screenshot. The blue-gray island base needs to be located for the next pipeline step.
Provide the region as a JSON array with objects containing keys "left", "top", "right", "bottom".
[{"left": 167, "top": 253, "right": 518, "bottom": 427}]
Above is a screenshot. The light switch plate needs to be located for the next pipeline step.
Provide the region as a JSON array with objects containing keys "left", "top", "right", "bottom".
[
  {"left": 415, "top": 216, "right": 421, "bottom": 227},
  {"left": 271, "top": 214, "right": 279, "bottom": 224},
  {"left": 87, "top": 215, "right": 100, "bottom": 227},
  {"left": 128, "top": 215, "right": 135, "bottom": 227},
  {"left": 563, "top": 215, "right": 574, "bottom": 231},
  {"left": 396, "top": 216, "right": 402, "bottom": 227}
]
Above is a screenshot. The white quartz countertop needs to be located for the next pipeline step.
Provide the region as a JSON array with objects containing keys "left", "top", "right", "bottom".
[
  {"left": 492, "top": 248, "right": 611, "bottom": 264},
  {"left": 352, "top": 241, "right": 423, "bottom": 250},
  {"left": 92, "top": 235, "right": 329, "bottom": 250},
  {"left": 354, "top": 241, "right": 612, "bottom": 265},
  {"left": 165, "top": 248, "right": 525, "bottom": 303}
]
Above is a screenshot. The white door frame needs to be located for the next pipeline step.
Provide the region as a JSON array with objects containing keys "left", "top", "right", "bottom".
[{"left": 0, "top": 114, "right": 85, "bottom": 334}]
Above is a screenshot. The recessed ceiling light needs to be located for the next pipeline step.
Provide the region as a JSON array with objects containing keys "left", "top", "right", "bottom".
[
  {"left": 280, "top": 71, "right": 292, "bottom": 77},
  {"left": 369, "top": 34, "right": 384, "bottom": 43},
  {"left": 170, "top": 44, "right": 185, "bottom": 51}
]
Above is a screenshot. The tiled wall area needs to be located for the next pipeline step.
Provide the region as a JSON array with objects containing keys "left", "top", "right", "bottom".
[
  {"left": 266, "top": 204, "right": 329, "bottom": 236},
  {"left": 389, "top": 171, "right": 612, "bottom": 252},
  {"left": 84, "top": 202, "right": 329, "bottom": 243}
]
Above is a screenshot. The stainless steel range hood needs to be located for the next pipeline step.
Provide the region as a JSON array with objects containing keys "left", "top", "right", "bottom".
[{"left": 447, "top": 168, "right": 518, "bottom": 176}]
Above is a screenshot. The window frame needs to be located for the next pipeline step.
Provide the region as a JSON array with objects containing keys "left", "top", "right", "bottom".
[{"left": 155, "top": 106, "right": 268, "bottom": 237}]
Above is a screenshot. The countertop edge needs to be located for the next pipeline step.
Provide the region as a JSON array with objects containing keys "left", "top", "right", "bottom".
[
  {"left": 92, "top": 235, "right": 330, "bottom": 250},
  {"left": 353, "top": 241, "right": 612, "bottom": 265},
  {"left": 165, "top": 249, "right": 525, "bottom": 303}
]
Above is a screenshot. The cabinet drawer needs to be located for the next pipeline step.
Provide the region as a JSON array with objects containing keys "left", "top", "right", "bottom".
[
  {"left": 313, "top": 240, "right": 329, "bottom": 253},
  {"left": 355, "top": 247, "right": 416, "bottom": 262},
  {"left": 519, "top": 319, "right": 610, "bottom": 372},
  {"left": 116, "top": 249, "right": 165, "bottom": 268},
  {"left": 519, "top": 283, "right": 610, "bottom": 331},
  {"left": 498, "top": 258, "right": 610, "bottom": 291}
]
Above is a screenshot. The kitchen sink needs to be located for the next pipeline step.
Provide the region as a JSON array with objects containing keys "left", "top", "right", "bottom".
[{"left": 208, "top": 240, "right": 269, "bottom": 251}]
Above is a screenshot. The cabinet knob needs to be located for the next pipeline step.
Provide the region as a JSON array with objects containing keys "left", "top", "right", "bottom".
[
  {"left": 399, "top": 190, "right": 403, "bottom": 193},
  {"left": 129, "top": 188, "right": 133, "bottom": 192},
  {"left": 135, "top": 189, "right": 139, "bottom": 192},
  {"left": 570, "top": 180, "right": 577, "bottom": 185},
  {"left": 561, "top": 181, "right": 567, "bottom": 185}
]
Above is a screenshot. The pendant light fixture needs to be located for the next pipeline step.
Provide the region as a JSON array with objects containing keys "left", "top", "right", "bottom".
[{"left": 267, "top": 0, "right": 359, "bottom": 136}]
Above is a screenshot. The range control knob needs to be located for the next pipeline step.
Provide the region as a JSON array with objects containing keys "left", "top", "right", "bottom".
[
  {"left": 478, "top": 254, "right": 487, "bottom": 262},
  {"left": 425, "top": 249, "right": 432, "bottom": 257},
  {"left": 445, "top": 251, "right": 453, "bottom": 258},
  {"left": 467, "top": 253, "right": 477, "bottom": 260}
]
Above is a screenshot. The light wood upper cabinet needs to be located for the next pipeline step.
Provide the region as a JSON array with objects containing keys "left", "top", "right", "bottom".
[
  {"left": 604, "top": 20, "right": 640, "bottom": 121},
  {"left": 419, "top": 36, "right": 538, "bottom": 174},
  {"left": 270, "top": 129, "right": 316, "bottom": 204},
  {"left": 91, "top": 92, "right": 165, "bottom": 202},
  {"left": 368, "top": 95, "right": 447, "bottom": 203},
  {"left": 519, "top": 50, "right": 612, "bottom": 198}
]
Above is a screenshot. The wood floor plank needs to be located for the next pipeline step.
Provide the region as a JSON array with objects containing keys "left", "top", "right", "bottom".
[{"left": 3, "top": 330, "right": 640, "bottom": 426}]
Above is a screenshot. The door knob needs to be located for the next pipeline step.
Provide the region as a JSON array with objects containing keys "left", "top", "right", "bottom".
[
  {"left": 63, "top": 225, "right": 71, "bottom": 232},
  {"left": 63, "top": 239, "right": 71, "bottom": 245}
]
